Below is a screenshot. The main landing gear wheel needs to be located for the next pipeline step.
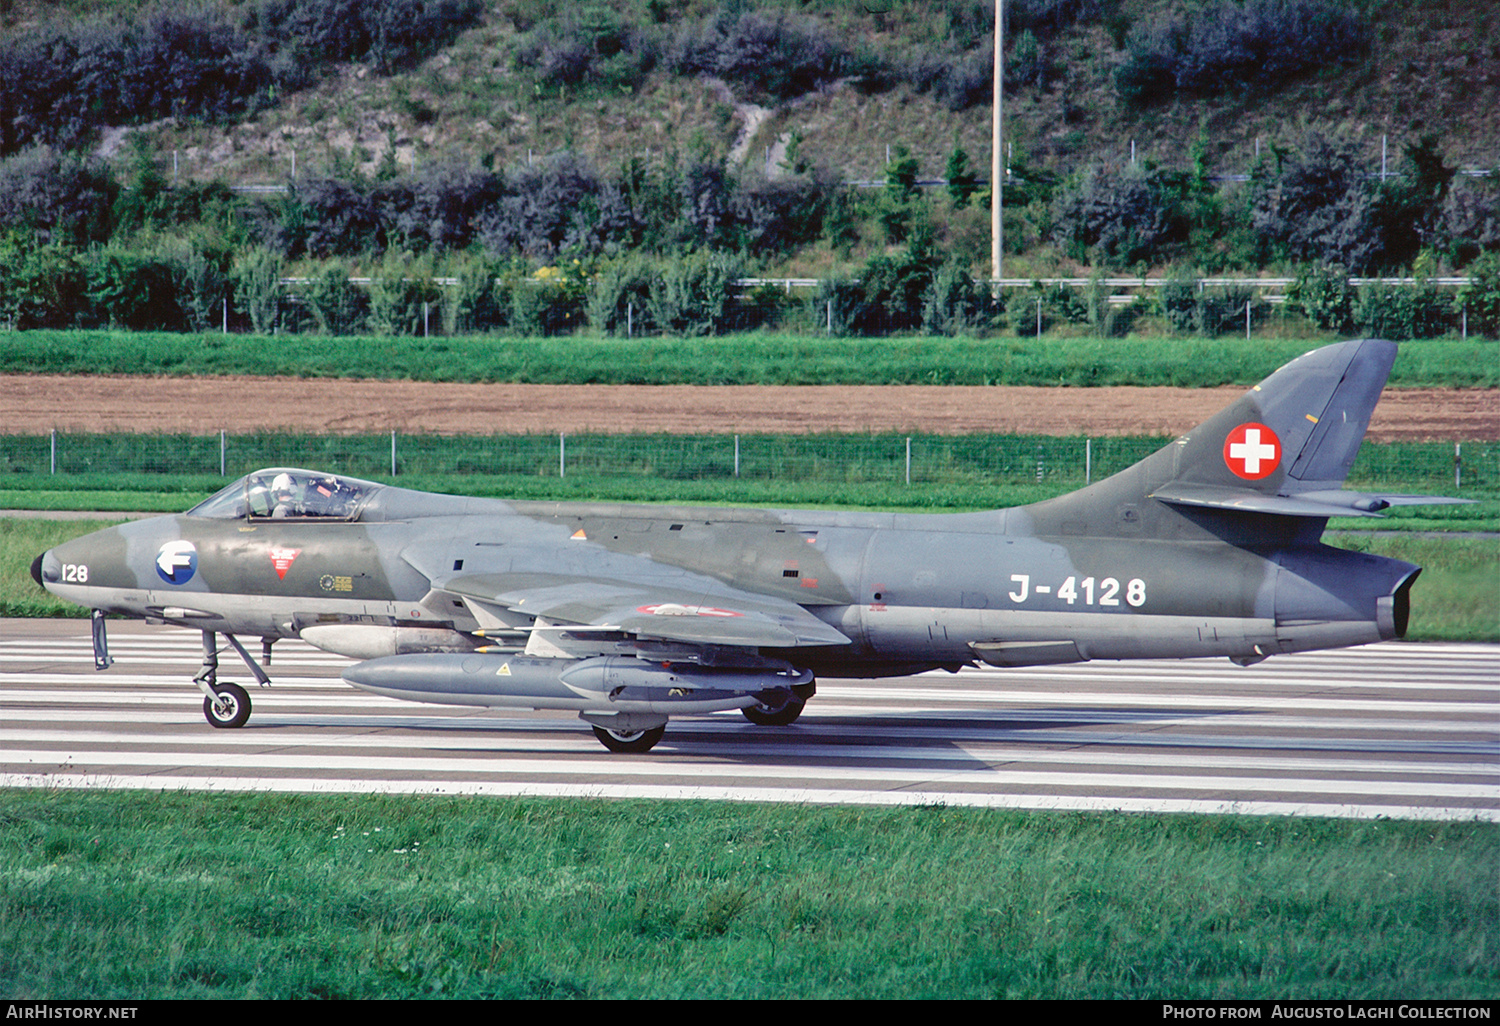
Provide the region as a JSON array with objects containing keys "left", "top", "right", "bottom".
[
  {"left": 592, "top": 723, "right": 665, "bottom": 753},
  {"left": 742, "top": 691, "right": 806, "bottom": 726},
  {"left": 203, "top": 682, "right": 251, "bottom": 729}
]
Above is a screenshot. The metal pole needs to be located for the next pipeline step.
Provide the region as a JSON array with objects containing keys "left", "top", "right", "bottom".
[
  {"left": 423, "top": 301, "right": 430, "bottom": 338},
  {"left": 222, "top": 297, "right": 228, "bottom": 334},
  {"left": 1456, "top": 442, "right": 1462, "bottom": 490},
  {"left": 905, "top": 437, "right": 911, "bottom": 485},
  {"left": 560, "top": 433, "right": 566, "bottom": 478},
  {"left": 1036, "top": 297, "right": 1041, "bottom": 337},
  {"left": 220, "top": 430, "right": 226, "bottom": 477},
  {"left": 1246, "top": 299, "right": 1251, "bottom": 339},
  {"left": 391, "top": 430, "right": 396, "bottom": 477},
  {"left": 991, "top": 0, "right": 1003, "bottom": 286},
  {"left": 734, "top": 435, "right": 740, "bottom": 478},
  {"left": 1085, "top": 438, "right": 1092, "bottom": 484},
  {"left": 50, "top": 429, "right": 55, "bottom": 475}
]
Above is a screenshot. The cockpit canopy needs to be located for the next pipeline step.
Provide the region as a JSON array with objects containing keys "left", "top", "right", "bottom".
[{"left": 188, "top": 469, "right": 379, "bottom": 521}]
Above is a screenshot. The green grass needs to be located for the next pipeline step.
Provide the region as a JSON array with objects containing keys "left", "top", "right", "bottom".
[
  {"left": 0, "top": 791, "right": 1494, "bottom": 999},
  {"left": 1329, "top": 534, "right": 1500, "bottom": 642},
  {"left": 2, "top": 433, "right": 1493, "bottom": 513},
  {"left": 2, "top": 331, "right": 1495, "bottom": 386}
]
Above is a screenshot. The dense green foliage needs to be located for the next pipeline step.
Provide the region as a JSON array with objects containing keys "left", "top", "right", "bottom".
[
  {"left": 2, "top": 790, "right": 1494, "bottom": 998},
  {"left": 0, "top": 2, "right": 1495, "bottom": 337},
  {"left": 0, "top": 0, "right": 485, "bottom": 155}
]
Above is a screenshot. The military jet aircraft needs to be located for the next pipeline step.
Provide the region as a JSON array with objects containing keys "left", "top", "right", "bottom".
[{"left": 33, "top": 339, "right": 1464, "bottom": 752}]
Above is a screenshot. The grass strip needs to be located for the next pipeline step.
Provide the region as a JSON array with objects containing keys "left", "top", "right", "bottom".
[
  {"left": 1, "top": 331, "right": 1495, "bottom": 387},
  {"left": 1, "top": 790, "right": 1494, "bottom": 999}
]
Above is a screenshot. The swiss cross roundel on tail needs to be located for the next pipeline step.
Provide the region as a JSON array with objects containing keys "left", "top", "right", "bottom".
[{"left": 1223, "top": 422, "right": 1282, "bottom": 480}]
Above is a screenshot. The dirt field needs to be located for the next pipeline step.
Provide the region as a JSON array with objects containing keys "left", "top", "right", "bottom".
[{"left": 1, "top": 375, "right": 1495, "bottom": 441}]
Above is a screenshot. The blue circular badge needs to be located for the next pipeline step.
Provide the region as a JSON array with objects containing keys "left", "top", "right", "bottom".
[{"left": 156, "top": 540, "right": 198, "bottom": 585}]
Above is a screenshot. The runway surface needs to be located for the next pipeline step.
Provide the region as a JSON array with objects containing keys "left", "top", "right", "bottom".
[{"left": 2, "top": 618, "right": 1496, "bottom": 821}]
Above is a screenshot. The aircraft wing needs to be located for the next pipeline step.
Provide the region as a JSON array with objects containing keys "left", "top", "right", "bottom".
[{"left": 437, "top": 572, "right": 851, "bottom": 648}]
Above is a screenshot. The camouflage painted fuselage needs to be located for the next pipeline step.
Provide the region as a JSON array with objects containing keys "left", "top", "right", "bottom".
[{"left": 37, "top": 340, "right": 1449, "bottom": 749}]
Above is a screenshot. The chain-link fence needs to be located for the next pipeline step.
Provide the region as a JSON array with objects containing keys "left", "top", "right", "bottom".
[{"left": 1, "top": 433, "right": 1489, "bottom": 491}]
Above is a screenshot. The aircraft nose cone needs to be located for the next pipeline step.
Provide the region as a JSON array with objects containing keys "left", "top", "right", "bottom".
[{"left": 31, "top": 552, "right": 45, "bottom": 588}]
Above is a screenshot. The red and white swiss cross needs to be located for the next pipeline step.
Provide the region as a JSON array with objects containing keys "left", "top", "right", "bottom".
[{"left": 1222, "top": 422, "right": 1282, "bottom": 480}]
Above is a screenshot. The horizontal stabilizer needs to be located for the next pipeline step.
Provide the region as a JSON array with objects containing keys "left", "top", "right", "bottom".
[{"left": 1150, "top": 482, "right": 1474, "bottom": 519}]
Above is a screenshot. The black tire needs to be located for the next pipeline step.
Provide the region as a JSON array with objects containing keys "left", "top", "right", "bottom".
[
  {"left": 203, "top": 682, "right": 251, "bottom": 729},
  {"left": 592, "top": 723, "right": 665, "bottom": 753},
  {"left": 742, "top": 691, "right": 806, "bottom": 726}
]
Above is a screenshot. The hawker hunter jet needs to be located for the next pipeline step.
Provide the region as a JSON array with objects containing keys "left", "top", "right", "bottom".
[{"left": 34, "top": 339, "right": 1464, "bottom": 752}]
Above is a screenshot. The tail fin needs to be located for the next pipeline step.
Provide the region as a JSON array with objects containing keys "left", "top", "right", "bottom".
[{"left": 1143, "top": 338, "right": 1468, "bottom": 518}]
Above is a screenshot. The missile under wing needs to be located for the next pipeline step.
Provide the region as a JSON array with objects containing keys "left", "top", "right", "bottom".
[{"left": 34, "top": 339, "right": 1465, "bottom": 752}]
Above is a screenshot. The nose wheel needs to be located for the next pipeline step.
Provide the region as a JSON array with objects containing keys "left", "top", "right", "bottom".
[
  {"left": 203, "top": 682, "right": 252, "bottom": 728},
  {"left": 192, "top": 629, "right": 269, "bottom": 729}
]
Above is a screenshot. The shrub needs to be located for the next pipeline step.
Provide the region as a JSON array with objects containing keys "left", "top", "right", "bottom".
[
  {"left": 1456, "top": 253, "right": 1500, "bottom": 339},
  {"left": 1250, "top": 133, "right": 1378, "bottom": 272},
  {"left": 234, "top": 247, "right": 284, "bottom": 334},
  {"left": 249, "top": 0, "right": 484, "bottom": 73},
  {"left": 300, "top": 262, "right": 368, "bottom": 335},
  {"left": 0, "top": 147, "right": 116, "bottom": 247},
  {"left": 585, "top": 254, "right": 653, "bottom": 336},
  {"left": 646, "top": 252, "right": 741, "bottom": 337},
  {"left": 922, "top": 260, "right": 989, "bottom": 336},
  {"left": 1007, "top": 282, "right": 1087, "bottom": 336},
  {"left": 439, "top": 252, "right": 507, "bottom": 335},
  {"left": 732, "top": 172, "right": 836, "bottom": 256},
  {"left": 514, "top": 5, "right": 659, "bottom": 93},
  {"left": 1439, "top": 178, "right": 1500, "bottom": 269},
  {"left": 1368, "top": 136, "right": 1455, "bottom": 272},
  {"left": 367, "top": 253, "right": 441, "bottom": 336},
  {"left": 478, "top": 151, "right": 604, "bottom": 259},
  {"left": 1353, "top": 280, "right": 1451, "bottom": 340},
  {"left": 81, "top": 248, "right": 184, "bottom": 332},
  {"left": 158, "top": 236, "right": 233, "bottom": 334},
  {"left": 667, "top": 10, "right": 855, "bottom": 103},
  {"left": 843, "top": 242, "right": 940, "bottom": 336},
  {"left": 0, "top": 234, "right": 89, "bottom": 330},
  {"left": 1287, "top": 263, "right": 1356, "bottom": 332},
  {"left": 373, "top": 163, "right": 506, "bottom": 254},
  {"left": 508, "top": 264, "right": 586, "bottom": 337},
  {"left": 1116, "top": 0, "right": 1370, "bottom": 107},
  {"left": 1051, "top": 162, "right": 1187, "bottom": 266},
  {"left": 280, "top": 178, "right": 382, "bottom": 259}
]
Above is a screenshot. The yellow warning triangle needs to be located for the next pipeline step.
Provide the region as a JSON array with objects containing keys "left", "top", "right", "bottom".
[{"left": 496, "top": 662, "right": 511, "bottom": 676}]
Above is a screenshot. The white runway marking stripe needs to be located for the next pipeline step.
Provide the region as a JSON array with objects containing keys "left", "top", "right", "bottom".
[
  {"left": 3, "top": 622, "right": 1495, "bottom": 821},
  {"left": 4, "top": 680, "right": 1496, "bottom": 716},
  {"left": 3, "top": 728, "right": 1493, "bottom": 779},
  {"left": 3, "top": 749, "right": 1496, "bottom": 803}
]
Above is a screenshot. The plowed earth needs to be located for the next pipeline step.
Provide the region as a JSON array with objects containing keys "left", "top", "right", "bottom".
[{"left": 2, "top": 376, "right": 1496, "bottom": 441}]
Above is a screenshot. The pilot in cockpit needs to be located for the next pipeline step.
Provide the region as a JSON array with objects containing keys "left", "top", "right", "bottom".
[{"left": 270, "top": 472, "right": 300, "bottom": 518}]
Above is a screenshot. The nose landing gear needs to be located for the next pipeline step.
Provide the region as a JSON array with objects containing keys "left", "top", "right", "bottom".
[{"left": 191, "top": 630, "right": 271, "bottom": 729}]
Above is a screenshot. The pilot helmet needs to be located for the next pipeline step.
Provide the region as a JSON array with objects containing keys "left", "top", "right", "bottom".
[{"left": 271, "top": 472, "right": 296, "bottom": 501}]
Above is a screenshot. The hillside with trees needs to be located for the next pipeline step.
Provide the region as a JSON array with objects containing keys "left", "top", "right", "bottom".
[{"left": 0, "top": 0, "right": 1496, "bottom": 339}]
